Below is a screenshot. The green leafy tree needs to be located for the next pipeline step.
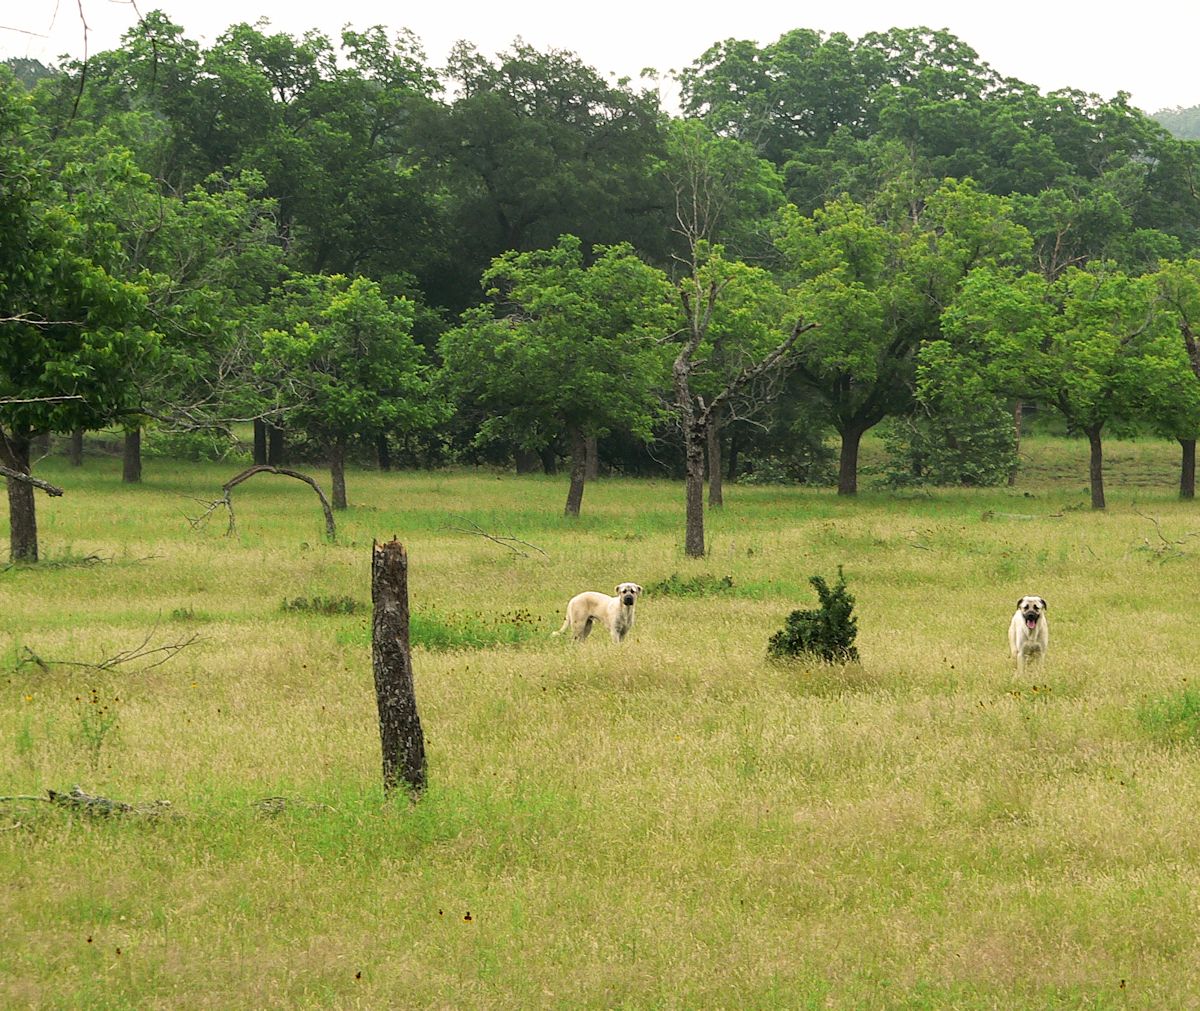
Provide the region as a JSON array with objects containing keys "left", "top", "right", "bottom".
[
  {"left": 775, "top": 178, "right": 1031, "bottom": 494},
  {"left": 1151, "top": 260, "right": 1200, "bottom": 497},
  {"left": 661, "top": 120, "right": 789, "bottom": 505},
  {"left": 440, "top": 235, "right": 675, "bottom": 516},
  {"left": 260, "top": 274, "right": 437, "bottom": 509},
  {"left": 928, "top": 264, "right": 1180, "bottom": 509},
  {"left": 671, "top": 243, "right": 813, "bottom": 555},
  {"left": 0, "top": 73, "right": 157, "bottom": 561},
  {"left": 426, "top": 41, "right": 671, "bottom": 307}
]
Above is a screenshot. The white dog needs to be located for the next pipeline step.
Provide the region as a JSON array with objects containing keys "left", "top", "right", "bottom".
[
  {"left": 553, "top": 582, "right": 643, "bottom": 643},
  {"left": 1009, "top": 595, "right": 1049, "bottom": 676}
]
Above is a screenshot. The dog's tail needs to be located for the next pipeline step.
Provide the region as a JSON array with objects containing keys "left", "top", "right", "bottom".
[{"left": 551, "top": 615, "right": 570, "bottom": 637}]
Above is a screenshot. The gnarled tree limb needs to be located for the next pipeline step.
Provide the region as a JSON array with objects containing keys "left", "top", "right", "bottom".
[
  {"left": 189, "top": 465, "right": 336, "bottom": 540},
  {"left": 0, "top": 465, "right": 64, "bottom": 497}
]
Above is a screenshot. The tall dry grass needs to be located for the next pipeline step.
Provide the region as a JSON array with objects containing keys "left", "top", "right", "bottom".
[{"left": 2, "top": 434, "right": 1200, "bottom": 1008}]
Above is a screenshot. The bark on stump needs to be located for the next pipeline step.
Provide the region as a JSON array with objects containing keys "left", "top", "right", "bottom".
[{"left": 371, "top": 540, "right": 427, "bottom": 796}]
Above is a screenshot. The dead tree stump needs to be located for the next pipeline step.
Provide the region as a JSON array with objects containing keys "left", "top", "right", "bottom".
[{"left": 371, "top": 539, "right": 426, "bottom": 796}]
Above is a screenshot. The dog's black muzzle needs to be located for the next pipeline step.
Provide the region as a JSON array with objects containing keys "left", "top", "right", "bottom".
[
  {"left": 1023, "top": 612, "right": 1040, "bottom": 627},
  {"left": 623, "top": 595, "right": 635, "bottom": 606}
]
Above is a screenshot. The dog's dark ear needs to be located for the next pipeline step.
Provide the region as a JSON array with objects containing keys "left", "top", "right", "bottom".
[
  {"left": 1039, "top": 597, "right": 1048, "bottom": 611},
  {"left": 615, "top": 584, "right": 622, "bottom": 596},
  {"left": 1016, "top": 597, "right": 1025, "bottom": 609}
]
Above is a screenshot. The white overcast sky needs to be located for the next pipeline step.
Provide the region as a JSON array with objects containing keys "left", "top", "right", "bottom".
[{"left": 2, "top": 0, "right": 1196, "bottom": 114}]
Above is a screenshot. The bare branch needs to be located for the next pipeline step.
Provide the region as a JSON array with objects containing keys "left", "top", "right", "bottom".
[
  {"left": 444, "top": 515, "right": 549, "bottom": 559},
  {"left": 188, "top": 465, "right": 336, "bottom": 541},
  {"left": 704, "top": 318, "right": 819, "bottom": 425},
  {"left": 17, "top": 625, "right": 201, "bottom": 674},
  {"left": 0, "top": 466, "right": 64, "bottom": 497},
  {"left": 0, "top": 395, "right": 85, "bottom": 406}
]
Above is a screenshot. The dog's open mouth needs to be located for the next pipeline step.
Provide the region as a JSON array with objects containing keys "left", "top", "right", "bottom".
[{"left": 1024, "top": 615, "right": 1039, "bottom": 629}]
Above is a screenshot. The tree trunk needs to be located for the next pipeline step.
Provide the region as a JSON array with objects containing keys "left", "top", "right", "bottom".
[
  {"left": 539, "top": 446, "right": 557, "bottom": 475},
  {"left": 3, "top": 433, "right": 38, "bottom": 563},
  {"left": 331, "top": 439, "right": 348, "bottom": 510},
  {"left": 68, "top": 428, "right": 84, "bottom": 467},
  {"left": 1008, "top": 402, "right": 1023, "bottom": 486},
  {"left": 122, "top": 426, "right": 142, "bottom": 484},
  {"left": 585, "top": 435, "right": 599, "bottom": 481},
  {"left": 707, "top": 415, "right": 723, "bottom": 508},
  {"left": 370, "top": 539, "right": 426, "bottom": 796},
  {"left": 1181, "top": 438, "right": 1196, "bottom": 501},
  {"left": 377, "top": 433, "right": 392, "bottom": 472},
  {"left": 253, "top": 419, "right": 268, "bottom": 465},
  {"left": 684, "top": 421, "right": 706, "bottom": 557},
  {"left": 564, "top": 427, "right": 587, "bottom": 517},
  {"left": 515, "top": 448, "right": 540, "bottom": 474},
  {"left": 267, "top": 424, "right": 285, "bottom": 465},
  {"left": 1085, "top": 425, "right": 1105, "bottom": 510},
  {"left": 727, "top": 430, "right": 739, "bottom": 482},
  {"left": 837, "top": 424, "right": 866, "bottom": 496}
]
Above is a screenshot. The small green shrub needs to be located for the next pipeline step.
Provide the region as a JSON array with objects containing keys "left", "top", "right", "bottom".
[
  {"left": 881, "top": 398, "right": 1017, "bottom": 488},
  {"left": 282, "top": 595, "right": 361, "bottom": 615},
  {"left": 768, "top": 568, "right": 859, "bottom": 663},
  {"left": 646, "top": 573, "right": 734, "bottom": 597},
  {"left": 1138, "top": 688, "right": 1200, "bottom": 746}
]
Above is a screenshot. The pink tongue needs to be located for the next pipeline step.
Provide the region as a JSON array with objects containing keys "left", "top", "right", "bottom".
[{"left": 1026, "top": 618, "right": 1037, "bottom": 629}]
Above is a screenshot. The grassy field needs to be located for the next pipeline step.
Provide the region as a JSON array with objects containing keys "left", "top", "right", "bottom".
[{"left": 3, "top": 434, "right": 1200, "bottom": 1008}]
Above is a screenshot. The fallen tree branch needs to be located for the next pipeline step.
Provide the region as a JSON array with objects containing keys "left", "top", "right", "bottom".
[
  {"left": 444, "top": 515, "right": 549, "bottom": 559},
  {"left": 188, "top": 465, "right": 336, "bottom": 541},
  {"left": 1133, "top": 508, "right": 1200, "bottom": 561},
  {"left": 0, "top": 466, "right": 64, "bottom": 497},
  {"left": 252, "top": 796, "right": 336, "bottom": 816},
  {"left": 0, "top": 785, "right": 172, "bottom": 818},
  {"left": 16, "top": 623, "right": 200, "bottom": 674}
]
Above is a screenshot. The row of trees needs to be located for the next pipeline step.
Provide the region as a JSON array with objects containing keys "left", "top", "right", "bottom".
[{"left": 4, "top": 19, "right": 1200, "bottom": 563}]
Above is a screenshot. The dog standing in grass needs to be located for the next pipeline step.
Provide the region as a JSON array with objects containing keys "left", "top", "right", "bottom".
[
  {"left": 1009, "top": 595, "right": 1049, "bottom": 676},
  {"left": 553, "top": 583, "right": 643, "bottom": 643}
]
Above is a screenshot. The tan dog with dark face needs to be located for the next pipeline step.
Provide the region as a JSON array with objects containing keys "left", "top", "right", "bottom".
[
  {"left": 553, "top": 582, "right": 643, "bottom": 643},
  {"left": 1009, "top": 595, "right": 1048, "bottom": 676}
]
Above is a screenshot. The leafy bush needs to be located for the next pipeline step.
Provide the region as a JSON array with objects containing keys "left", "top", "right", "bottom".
[
  {"left": 1138, "top": 687, "right": 1200, "bottom": 746},
  {"left": 646, "top": 573, "right": 734, "bottom": 597},
  {"left": 768, "top": 568, "right": 858, "bottom": 663},
  {"left": 881, "top": 399, "right": 1017, "bottom": 487},
  {"left": 282, "top": 595, "right": 361, "bottom": 615}
]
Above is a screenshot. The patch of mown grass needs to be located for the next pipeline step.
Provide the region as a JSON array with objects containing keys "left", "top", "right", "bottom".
[
  {"left": 334, "top": 609, "right": 545, "bottom": 651},
  {"left": 412, "top": 609, "right": 544, "bottom": 650},
  {"left": 1137, "top": 687, "right": 1200, "bottom": 746}
]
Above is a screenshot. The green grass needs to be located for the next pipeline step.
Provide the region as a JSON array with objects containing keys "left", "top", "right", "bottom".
[{"left": 3, "top": 433, "right": 1200, "bottom": 1007}]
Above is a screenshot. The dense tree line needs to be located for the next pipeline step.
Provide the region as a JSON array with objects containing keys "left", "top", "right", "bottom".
[{"left": 4, "top": 19, "right": 1200, "bottom": 561}]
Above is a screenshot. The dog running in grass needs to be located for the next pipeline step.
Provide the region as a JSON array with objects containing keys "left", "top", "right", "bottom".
[
  {"left": 552, "top": 583, "right": 643, "bottom": 643},
  {"left": 1009, "top": 595, "right": 1049, "bottom": 676}
]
